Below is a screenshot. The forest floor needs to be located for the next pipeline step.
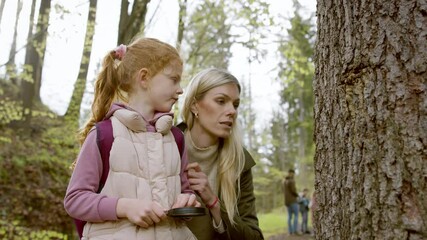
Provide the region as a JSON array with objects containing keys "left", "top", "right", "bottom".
[{"left": 268, "top": 232, "right": 315, "bottom": 240}]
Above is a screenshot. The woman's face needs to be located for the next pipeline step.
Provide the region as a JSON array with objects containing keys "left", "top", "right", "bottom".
[{"left": 193, "top": 83, "right": 240, "bottom": 139}]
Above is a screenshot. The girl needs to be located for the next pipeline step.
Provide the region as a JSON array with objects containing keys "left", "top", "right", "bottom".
[
  {"left": 178, "top": 68, "right": 264, "bottom": 239},
  {"left": 64, "top": 37, "right": 198, "bottom": 240}
]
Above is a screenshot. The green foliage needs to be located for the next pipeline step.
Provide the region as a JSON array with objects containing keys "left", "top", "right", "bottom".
[
  {"left": 277, "top": 1, "right": 315, "bottom": 177},
  {"left": 0, "top": 220, "right": 68, "bottom": 240},
  {"left": 251, "top": 1, "right": 316, "bottom": 213},
  {"left": 0, "top": 101, "right": 79, "bottom": 238},
  {"left": 229, "top": 0, "right": 273, "bottom": 62},
  {"left": 183, "top": 0, "right": 233, "bottom": 80}
]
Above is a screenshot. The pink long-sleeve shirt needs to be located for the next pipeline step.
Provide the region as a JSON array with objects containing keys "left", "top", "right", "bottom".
[{"left": 64, "top": 107, "right": 192, "bottom": 222}]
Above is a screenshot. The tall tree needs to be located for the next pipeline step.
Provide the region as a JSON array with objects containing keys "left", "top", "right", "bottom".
[
  {"left": 20, "top": 0, "right": 38, "bottom": 124},
  {"left": 227, "top": 0, "right": 272, "bottom": 149},
  {"left": 21, "top": 0, "right": 51, "bottom": 124},
  {"left": 64, "top": 0, "right": 98, "bottom": 128},
  {"left": 32, "top": 0, "right": 51, "bottom": 101},
  {"left": 252, "top": 111, "right": 290, "bottom": 212},
  {"left": 183, "top": 0, "right": 233, "bottom": 79},
  {"left": 229, "top": 0, "right": 272, "bottom": 63},
  {"left": 278, "top": 1, "right": 315, "bottom": 175},
  {"left": 0, "top": 0, "right": 5, "bottom": 26},
  {"left": 176, "top": 0, "right": 187, "bottom": 51},
  {"left": 314, "top": 0, "right": 427, "bottom": 239},
  {"left": 5, "top": 0, "right": 23, "bottom": 84},
  {"left": 117, "top": 0, "right": 151, "bottom": 45}
]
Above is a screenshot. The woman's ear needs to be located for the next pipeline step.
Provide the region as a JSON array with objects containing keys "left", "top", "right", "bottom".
[
  {"left": 137, "top": 68, "right": 149, "bottom": 88},
  {"left": 190, "top": 101, "right": 198, "bottom": 115}
]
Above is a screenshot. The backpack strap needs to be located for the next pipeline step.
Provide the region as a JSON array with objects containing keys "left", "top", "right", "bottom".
[
  {"left": 95, "top": 119, "right": 113, "bottom": 192},
  {"left": 171, "top": 126, "right": 185, "bottom": 157}
]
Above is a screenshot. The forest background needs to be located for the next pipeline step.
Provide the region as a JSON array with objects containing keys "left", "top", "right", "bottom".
[
  {"left": 1, "top": 0, "right": 426, "bottom": 239},
  {"left": 0, "top": 0, "right": 316, "bottom": 238}
]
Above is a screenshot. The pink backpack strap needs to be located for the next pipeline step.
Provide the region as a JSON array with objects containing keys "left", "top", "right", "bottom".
[
  {"left": 171, "top": 126, "right": 184, "bottom": 157},
  {"left": 96, "top": 119, "right": 113, "bottom": 191}
]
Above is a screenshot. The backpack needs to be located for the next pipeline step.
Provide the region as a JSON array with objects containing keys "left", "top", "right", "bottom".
[{"left": 73, "top": 119, "right": 185, "bottom": 239}]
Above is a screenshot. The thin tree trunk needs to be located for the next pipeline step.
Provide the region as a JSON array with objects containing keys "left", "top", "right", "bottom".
[
  {"left": 21, "top": 0, "right": 37, "bottom": 124},
  {"left": 0, "top": 0, "right": 6, "bottom": 25},
  {"left": 314, "top": 0, "right": 427, "bottom": 239},
  {"left": 21, "top": 0, "right": 50, "bottom": 124},
  {"left": 176, "top": 0, "right": 187, "bottom": 51},
  {"left": 32, "top": 0, "right": 51, "bottom": 101},
  {"left": 117, "top": 0, "right": 151, "bottom": 45},
  {"left": 6, "top": 0, "right": 23, "bottom": 85},
  {"left": 65, "top": 0, "right": 98, "bottom": 128}
]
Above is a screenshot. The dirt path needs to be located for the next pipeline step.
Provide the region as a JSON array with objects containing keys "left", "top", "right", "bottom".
[{"left": 268, "top": 233, "right": 314, "bottom": 240}]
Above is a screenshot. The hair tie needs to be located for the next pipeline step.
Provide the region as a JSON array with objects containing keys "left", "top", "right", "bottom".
[{"left": 114, "top": 44, "right": 127, "bottom": 60}]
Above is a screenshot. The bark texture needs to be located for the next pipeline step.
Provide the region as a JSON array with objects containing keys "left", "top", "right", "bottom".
[{"left": 314, "top": 0, "right": 427, "bottom": 239}]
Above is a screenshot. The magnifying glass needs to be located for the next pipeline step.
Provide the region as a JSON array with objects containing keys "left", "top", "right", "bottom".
[{"left": 166, "top": 207, "right": 206, "bottom": 217}]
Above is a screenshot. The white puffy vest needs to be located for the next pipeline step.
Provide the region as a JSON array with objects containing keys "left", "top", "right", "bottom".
[{"left": 82, "top": 109, "right": 196, "bottom": 240}]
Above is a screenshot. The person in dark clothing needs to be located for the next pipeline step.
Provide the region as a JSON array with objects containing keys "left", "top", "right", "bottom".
[
  {"left": 298, "top": 188, "right": 310, "bottom": 234},
  {"left": 283, "top": 169, "right": 299, "bottom": 234}
]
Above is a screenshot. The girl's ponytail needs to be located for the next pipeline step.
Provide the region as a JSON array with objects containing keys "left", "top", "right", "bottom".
[{"left": 78, "top": 50, "right": 121, "bottom": 145}]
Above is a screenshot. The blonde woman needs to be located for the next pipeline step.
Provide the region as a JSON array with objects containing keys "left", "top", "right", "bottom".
[{"left": 178, "top": 68, "right": 264, "bottom": 239}]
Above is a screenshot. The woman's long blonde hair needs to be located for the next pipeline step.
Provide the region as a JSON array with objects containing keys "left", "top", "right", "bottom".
[
  {"left": 181, "top": 68, "right": 245, "bottom": 225},
  {"left": 78, "top": 37, "right": 182, "bottom": 145}
]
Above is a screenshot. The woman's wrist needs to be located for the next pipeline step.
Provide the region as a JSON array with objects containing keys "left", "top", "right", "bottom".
[{"left": 206, "top": 196, "right": 219, "bottom": 209}]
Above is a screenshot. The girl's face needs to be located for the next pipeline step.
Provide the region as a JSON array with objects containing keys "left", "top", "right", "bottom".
[
  {"left": 148, "top": 61, "right": 183, "bottom": 112},
  {"left": 193, "top": 83, "right": 240, "bottom": 139}
]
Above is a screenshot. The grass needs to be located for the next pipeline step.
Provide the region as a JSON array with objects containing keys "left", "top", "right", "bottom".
[
  {"left": 259, "top": 207, "right": 313, "bottom": 238},
  {"left": 258, "top": 207, "right": 287, "bottom": 238}
]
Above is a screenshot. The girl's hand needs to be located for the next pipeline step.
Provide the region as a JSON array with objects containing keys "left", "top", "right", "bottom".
[
  {"left": 116, "top": 198, "right": 167, "bottom": 228},
  {"left": 186, "top": 162, "right": 216, "bottom": 207},
  {"left": 172, "top": 193, "right": 201, "bottom": 208}
]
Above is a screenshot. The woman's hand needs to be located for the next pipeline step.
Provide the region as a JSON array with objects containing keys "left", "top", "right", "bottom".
[
  {"left": 116, "top": 198, "right": 167, "bottom": 228},
  {"left": 186, "top": 162, "right": 217, "bottom": 206},
  {"left": 172, "top": 193, "right": 201, "bottom": 208}
]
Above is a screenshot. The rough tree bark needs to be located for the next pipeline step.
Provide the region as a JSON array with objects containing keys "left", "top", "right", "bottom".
[
  {"left": 117, "top": 0, "right": 151, "bottom": 45},
  {"left": 314, "top": 0, "right": 426, "bottom": 239}
]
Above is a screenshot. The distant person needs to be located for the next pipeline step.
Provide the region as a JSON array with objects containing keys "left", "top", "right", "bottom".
[
  {"left": 178, "top": 68, "right": 264, "bottom": 239},
  {"left": 64, "top": 37, "right": 199, "bottom": 239},
  {"left": 283, "top": 169, "right": 299, "bottom": 235},
  {"left": 298, "top": 188, "right": 310, "bottom": 234}
]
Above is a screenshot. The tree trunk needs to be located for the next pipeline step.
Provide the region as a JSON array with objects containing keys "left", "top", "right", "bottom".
[
  {"left": 32, "top": 0, "right": 51, "bottom": 101},
  {"left": 176, "top": 0, "right": 187, "bottom": 51},
  {"left": 21, "top": 0, "right": 51, "bottom": 123},
  {"left": 21, "top": 0, "right": 37, "bottom": 124},
  {"left": 0, "top": 0, "right": 6, "bottom": 25},
  {"left": 314, "top": 1, "right": 427, "bottom": 239},
  {"left": 117, "top": 0, "right": 151, "bottom": 45},
  {"left": 6, "top": 0, "right": 23, "bottom": 85},
  {"left": 64, "top": 0, "right": 98, "bottom": 128}
]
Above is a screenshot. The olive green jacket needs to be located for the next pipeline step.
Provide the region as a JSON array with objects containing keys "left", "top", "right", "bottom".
[
  {"left": 177, "top": 123, "right": 264, "bottom": 240},
  {"left": 215, "top": 148, "right": 264, "bottom": 240}
]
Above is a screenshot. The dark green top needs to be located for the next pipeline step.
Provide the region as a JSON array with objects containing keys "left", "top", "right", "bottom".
[{"left": 177, "top": 123, "right": 264, "bottom": 240}]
